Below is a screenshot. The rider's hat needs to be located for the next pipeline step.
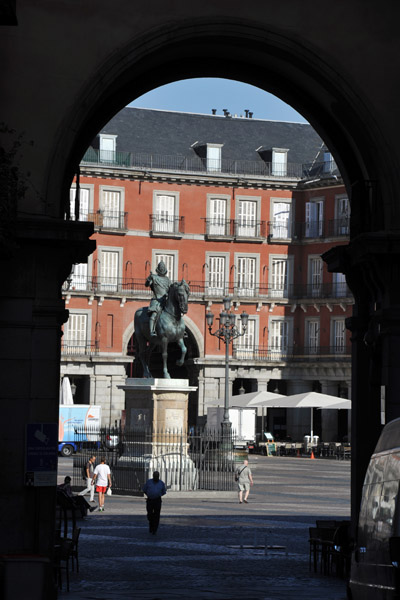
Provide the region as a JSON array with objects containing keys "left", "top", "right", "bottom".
[{"left": 156, "top": 261, "right": 168, "bottom": 275}]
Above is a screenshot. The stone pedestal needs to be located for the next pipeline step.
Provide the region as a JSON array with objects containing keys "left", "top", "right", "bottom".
[
  {"left": 118, "top": 379, "right": 198, "bottom": 490},
  {"left": 120, "top": 378, "right": 197, "bottom": 433}
]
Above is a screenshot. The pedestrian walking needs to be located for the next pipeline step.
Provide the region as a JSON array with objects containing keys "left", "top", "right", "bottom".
[
  {"left": 143, "top": 471, "right": 166, "bottom": 534},
  {"left": 235, "top": 459, "right": 253, "bottom": 504},
  {"left": 78, "top": 455, "right": 96, "bottom": 504},
  {"left": 92, "top": 456, "right": 112, "bottom": 512}
]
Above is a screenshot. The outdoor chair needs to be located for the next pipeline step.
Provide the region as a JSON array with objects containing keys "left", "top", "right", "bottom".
[{"left": 308, "top": 527, "right": 322, "bottom": 572}]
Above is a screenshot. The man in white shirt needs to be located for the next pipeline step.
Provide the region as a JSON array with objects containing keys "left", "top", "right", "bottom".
[{"left": 92, "top": 456, "right": 112, "bottom": 512}]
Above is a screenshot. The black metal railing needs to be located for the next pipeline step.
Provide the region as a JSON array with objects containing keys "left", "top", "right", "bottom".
[
  {"left": 61, "top": 340, "right": 99, "bottom": 356},
  {"left": 302, "top": 159, "right": 338, "bottom": 178},
  {"left": 149, "top": 214, "right": 185, "bottom": 235},
  {"left": 233, "top": 219, "right": 265, "bottom": 239},
  {"left": 232, "top": 345, "right": 351, "bottom": 361},
  {"left": 204, "top": 218, "right": 234, "bottom": 237},
  {"left": 71, "top": 426, "right": 237, "bottom": 494},
  {"left": 68, "top": 209, "right": 127, "bottom": 230},
  {"left": 62, "top": 276, "right": 352, "bottom": 301},
  {"left": 327, "top": 218, "right": 350, "bottom": 237},
  {"left": 267, "top": 221, "right": 293, "bottom": 240},
  {"left": 81, "top": 147, "right": 304, "bottom": 179}
]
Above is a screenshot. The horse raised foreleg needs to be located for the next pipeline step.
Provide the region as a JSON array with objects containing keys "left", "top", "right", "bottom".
[
  {"left": 161, "top": 336, "right": 170, "bottom": 379},
  {"left": 176, "top": 337, "right": 187, "bottom": 367}
]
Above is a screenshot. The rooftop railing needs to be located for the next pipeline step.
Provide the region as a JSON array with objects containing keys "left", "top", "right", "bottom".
[{"left": 81, "top": 148, "right": 304, "bottom": 179}]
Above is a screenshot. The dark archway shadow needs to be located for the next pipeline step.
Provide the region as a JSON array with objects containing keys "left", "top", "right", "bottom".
[{"left": 50, "top": 18, "right": 393, "bottom": 236}]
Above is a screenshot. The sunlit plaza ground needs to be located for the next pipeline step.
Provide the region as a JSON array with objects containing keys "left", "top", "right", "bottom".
[{"left": 58, "top": 455, "right": 350, "bottom": 599}]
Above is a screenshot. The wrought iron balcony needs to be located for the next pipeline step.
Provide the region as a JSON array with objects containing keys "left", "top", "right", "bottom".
[
  {"left": 204, "top": 218, "right": 234, "bottom": 238},
  {"left": 289, "top": 282, "right": 351, "bottom": 299},
  {"left": 61, "top": 340, "right": 99, "bottom": 356},
  {"left": 149, "top": 214, "right": 185, "bottom": 236},
  {"left": 233, "top": 219, "right": 266, "bottom": 239},
  {"left": 326, "top": 218, "right": 350, "bottom": 237},
  {"left": 267, "top": 221, "right": 293, "bottom": 241},
  {"left": 81, "top": 148, "right": 304, "bottom": 179},
  {"left": 292, "top": 217, "right": 350, "bottom": 241},
  {"left": 232, "top": 344, "right": 351, "bottom": 361},
  {"left": 69, "top": 209, "right": 127, "bottom": 230},
  {"left": 62, "top": 276, "right": 352, "bottom": 303}
]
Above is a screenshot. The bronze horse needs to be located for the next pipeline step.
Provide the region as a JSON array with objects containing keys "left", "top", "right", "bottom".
[{"left": 134, "top": 280, "right": 190, "bottom": 378}]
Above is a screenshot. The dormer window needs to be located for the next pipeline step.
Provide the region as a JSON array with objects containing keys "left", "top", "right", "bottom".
[
  {"left": 272, "top": 148, "right": 288, "bottom": 176},
  {"left": 323, "top": 150, "right": 333, "bottom": 174},
  {"left": 100, "top": 134, "right": 117, "bottom": 163},
  {"left": 207, "top": 144, "right": 222, "bottom": 172}
]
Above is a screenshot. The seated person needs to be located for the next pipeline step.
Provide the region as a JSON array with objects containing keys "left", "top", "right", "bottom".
[{"left": 58, "top": 476, "right": 96, "bottom": 516}]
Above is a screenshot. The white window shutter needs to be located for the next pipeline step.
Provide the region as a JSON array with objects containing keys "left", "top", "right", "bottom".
[
  {"left": 208, "top": 256, "right": 226, "bottom": 295},
  {"left": 100, "top": 251, "right": 119, "bottom": 291}
]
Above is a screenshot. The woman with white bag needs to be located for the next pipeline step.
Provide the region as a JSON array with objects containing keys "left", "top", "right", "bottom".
[{"left": 92, "top": 456, "right": 112, "bottom": 512}]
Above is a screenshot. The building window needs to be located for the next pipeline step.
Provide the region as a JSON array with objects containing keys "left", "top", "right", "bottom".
[
  {"left": 69, "top": 263, "right": 88, "bottom": 291},
  {"left": 100, "top": 188, "right": 124, "bottom": 229},
  {"left": 99, "top": 249, "right": 120, "bottom": 292},
  {"left": 153, "top": 251, "right": 177, "bottom": 280},
  {"left": 307, "top": 319, "right": 320, "bottom": 354},
  {"left": 69, "top": 186, "right": 90, "bottom": 221},
  {"left": 235, "top": 319, "right": 256, "bottom": 359},
  {"left": 208, "top": 196, "right": 229, "bottom": 236},
  {"left": 99, "top": 134, "right": 117, "bottom": 163},
  {"left": 333, "top": 272, "right": 347, "bottom": 297},
  {"left": 207, "top": 145, "right": 222, "bottom": 172},
  {"left": 269, "top": 319, "right": 290, "bottom": 358},
  {"left": 270, "top": 257, "right": 288, "bottom": 298},
  {"left": 332, "top": 319, "right": 346, "bottom": 354},
  {"left": 64, "top": 313, "right": 89, "bottom": 353},
  {"left": 236, "top": 200, "right": 260, "bottom": 238},
  {"left": 272, "top": 148, "right": 288, "bottom": 176},
  {"left": 305, "top": 199, "right": 324, "bottom": 238},
  {"left": 335, "top": 195, "right": 350, "bottom": 236},
  {"left": 236, "top": 255, "right": 257, "bottom": 296},
  {"left": 208, "top": 255, "right": 227, "bottom": 296},
  {"left": 309, "top": 256, "right": 323, "bottom": 297},
  {"left": 323, "top": 150, "right": 335, "bottom": 174},
  {"left": 270, "top": 200, "right": 292, "bottom": 239},
  {"left": 152, "top": 191, "right": 180, "bottom": 234}
]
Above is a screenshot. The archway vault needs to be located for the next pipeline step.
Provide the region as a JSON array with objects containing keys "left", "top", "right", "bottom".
[{"left": 51, "top": 18, "right": 397, "bottom": 235}]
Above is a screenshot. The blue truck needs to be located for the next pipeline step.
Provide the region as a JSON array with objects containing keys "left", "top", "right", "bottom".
[{"left": 58, "top": 404, "right": 102, "bottom": 457}]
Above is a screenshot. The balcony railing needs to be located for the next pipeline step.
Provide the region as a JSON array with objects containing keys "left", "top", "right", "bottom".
[
  {"left": 234, "top": 220, "right": 265, "bottom": 239},
  {"left": 267, "top": 221, "right": 293, "bottom": 240},
  {"left": 61, "top": 340, "right": 99, "bottom": 356},
  {"left": 232, "top": 345, "right": 351, "bottom": 361},
  {"left": 82, "top": 148, "right": 304, "bottom": 179},
  {"left": 293, "top": 217, "right": 350, "bottom": 241},
  {"left": 149, "top": 214, "right": 185, "bottom": 235},
  {"left": 62, "top": 277, "right": 352, "bottom": 302},
  {"left": 69, "top": 209, "right": 127, "bottom": 230},
  {"left": 204, "top": 218, "right": 234, "bottom": 237}
]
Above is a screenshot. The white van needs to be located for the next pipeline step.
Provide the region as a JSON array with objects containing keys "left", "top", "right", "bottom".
[{"left": 350, "top": 417, "right": 400, "bottom": 599}]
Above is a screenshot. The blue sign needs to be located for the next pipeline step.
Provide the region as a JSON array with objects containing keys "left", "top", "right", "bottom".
[{"left": 26, "top": 423, "right": 58, "bottom": 486}]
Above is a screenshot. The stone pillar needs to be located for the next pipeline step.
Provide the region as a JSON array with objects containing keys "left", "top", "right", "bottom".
[
  {"left": 0, "top": 217, "right": 94, "bottom": 595},
  {"left": 323, "top": 239, "right": 383, "bottom": 533},
  {"left": 286, "top": 380, "right": 314, "bottom": 440},
  {"left": 320, "top": 381, "right": 340, "bottom": 442}
]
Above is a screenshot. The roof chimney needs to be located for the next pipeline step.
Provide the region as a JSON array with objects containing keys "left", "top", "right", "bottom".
[
  {"left": 211, "top": 108, "right": 217, "bottom": 115},
  {"left": 248, "top": 112, "right": 253, "bottom": 119},
  {"left": 222, "top": 108, "right": 229, "bottom": 116},
  {"left": 244, "top": 109, "right": 249, "bottom": 118}
]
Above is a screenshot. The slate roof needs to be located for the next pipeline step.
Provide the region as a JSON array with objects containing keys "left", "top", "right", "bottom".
[{"left": 99, "top": 107, "right": 325, "bottom": 167}]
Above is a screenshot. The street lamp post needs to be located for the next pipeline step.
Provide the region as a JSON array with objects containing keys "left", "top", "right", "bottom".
[{"left": 206, "top": 298, "right": 249, "bottom": 435}]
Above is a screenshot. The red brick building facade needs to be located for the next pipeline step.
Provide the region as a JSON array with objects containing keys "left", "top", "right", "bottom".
[{"left": 62, "top": 108, "right": 351, "bottom": 441}]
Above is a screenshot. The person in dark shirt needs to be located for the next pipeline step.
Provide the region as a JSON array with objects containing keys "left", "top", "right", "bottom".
[{"left": 142, "top": 471, "right": 167, "bottom": 534}]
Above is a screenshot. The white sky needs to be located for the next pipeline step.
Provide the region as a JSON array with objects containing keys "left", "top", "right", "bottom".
[{"left": 128, "top": 78, "right": 308, "bottom": 123}]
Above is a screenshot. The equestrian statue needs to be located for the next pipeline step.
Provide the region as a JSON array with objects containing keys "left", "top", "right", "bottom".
[{"left": 134, "top": 261, "right": 190, "bottom": 379}]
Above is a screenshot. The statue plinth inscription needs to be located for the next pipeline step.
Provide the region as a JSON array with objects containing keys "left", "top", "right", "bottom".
[{"left": 119, "top": 378, "right": 197, "bottom": 434}]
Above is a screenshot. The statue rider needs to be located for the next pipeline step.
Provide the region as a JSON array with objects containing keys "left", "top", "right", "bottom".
[{"left": 145, "top": 261, "right": 171, "bottom": 337}]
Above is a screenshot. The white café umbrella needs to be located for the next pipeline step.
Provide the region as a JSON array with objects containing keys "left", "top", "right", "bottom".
[
  {"left": 255, "top": 391, "right": 351, "bottom": 439},
  {"left": 60, "top": 376, "right": 74, "bottom": 405},
  {"left": 208, "top": 390, "right": 285, "bottom": 409}
]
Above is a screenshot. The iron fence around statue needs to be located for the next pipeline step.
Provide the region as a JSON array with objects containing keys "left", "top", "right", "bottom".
[{"left": 71, "top": 426, "right": 237, "bottom": 494}]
